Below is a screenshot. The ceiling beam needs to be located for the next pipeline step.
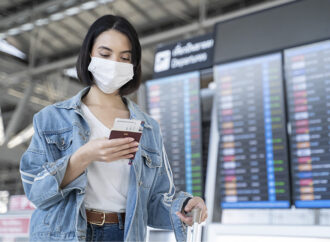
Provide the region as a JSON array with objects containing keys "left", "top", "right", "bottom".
[
  {"left": 199, "top": 0, "right": 207, "bottom": 24},
  {"left": 2, "top": 0, "right": 297, "bottom": 82},
  {"left": 3, "top": 81, "right": 34, "bottom": 144},
  {"left": 74, "top": 13, "right": 92, "bottom": 29},
  {"left": 125, "top": 0, "right": 154, "bottom": 23},
  {"left": 0, "top": 0, "right": 69, "bottom": 30},
  {"left": 45, "top": 26, "right": 73, "bottom": 49},
  {"left": 57, "top": 21, "right": 82, "bottom": 42},
  {"left": 35, "top": 29, "right": 59, "bottom": 54},
  {"left": 180, "top": 0, "right": 195, "bottom": 14},
  {"left": 87, "top": 8, "right": 100, "bottom": 20},
  {"left": 155, "top": 0, "right": 192, "bottom": 23}
]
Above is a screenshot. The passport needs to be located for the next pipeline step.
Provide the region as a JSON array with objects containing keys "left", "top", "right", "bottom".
[{"left": 109, "top": 118, "right": 145, "bottom": 163}]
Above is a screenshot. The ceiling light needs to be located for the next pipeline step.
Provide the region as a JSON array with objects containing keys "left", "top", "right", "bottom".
[
  {"left": 7, "top": 28, "right": 21, "bottom": 36},
  {"left": 20, "top": 23, "right": 34, "bottom": 31},
  {"left": 0, "top": 39, "right": 26, "bottom": 59},
  {"left": 97, "top": 0, "right": 114, "bottom": 3},
  {"left": 65, "top": 7, "right": 80, "bottom": 16},
  {"left": 81, "top": 1, "right": 98, "bottom": 10},
  {"left": 35, "top": 18, "right": 49, "bottom": 26},
  {"left": 50, "top": 12, "right": 65, "bottom": 21}
]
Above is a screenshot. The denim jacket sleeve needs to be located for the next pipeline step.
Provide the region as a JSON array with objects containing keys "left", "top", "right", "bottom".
[
  {"left": 147, "top": 129, "right": 193, "bottom": 242},
  {"left": 19, "top": 113, "right": 85, "bottom": 210}
]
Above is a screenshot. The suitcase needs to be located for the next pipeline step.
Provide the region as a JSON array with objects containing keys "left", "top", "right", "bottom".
[{"left": 186, "top": 208, "right": 202, "bottom": 242}]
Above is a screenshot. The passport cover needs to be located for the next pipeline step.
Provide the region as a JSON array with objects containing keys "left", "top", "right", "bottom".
[{"left": 109, "top": 130, "right": 142, "bottom": 160}]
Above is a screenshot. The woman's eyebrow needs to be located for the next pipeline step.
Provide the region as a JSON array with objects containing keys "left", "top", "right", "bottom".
[{"left": 98, "top": 46, "right": 131, "bottom": 53}]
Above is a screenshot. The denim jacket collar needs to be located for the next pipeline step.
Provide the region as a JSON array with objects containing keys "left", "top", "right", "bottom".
[{"left": 54, "top": 86, "right": 152, "bottom": 128}]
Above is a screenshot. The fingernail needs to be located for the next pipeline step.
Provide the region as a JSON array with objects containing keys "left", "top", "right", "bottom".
[{"left": 128, "top": 138, "right": 134, "bottom": 142}]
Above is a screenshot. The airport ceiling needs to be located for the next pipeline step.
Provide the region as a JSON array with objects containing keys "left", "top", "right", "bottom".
[{"left": 0, "top": 0, "right": 274, "bottom": 167}]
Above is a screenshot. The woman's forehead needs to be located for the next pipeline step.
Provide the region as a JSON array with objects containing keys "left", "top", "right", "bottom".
[{"left": 94, "top": 29, "right": 132, "bottom": 51}]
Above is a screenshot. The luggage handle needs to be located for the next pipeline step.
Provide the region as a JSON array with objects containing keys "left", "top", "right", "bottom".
[
  {"left": 186, "top": 208, "right": 202, "bottom": 242},
  {"left": 186, "top": 207, "right": 202, "bottom": 224}
]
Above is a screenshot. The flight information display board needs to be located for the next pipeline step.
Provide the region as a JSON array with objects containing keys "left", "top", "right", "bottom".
[
  {"left": 285, "top": 40, "right": 330, "bottom": 208},
  {"left": 146, "top": 71, "right": 203, "bottom": 196},
  {"left": 214, "top": 53, "right": 291, "bottom": 208}
]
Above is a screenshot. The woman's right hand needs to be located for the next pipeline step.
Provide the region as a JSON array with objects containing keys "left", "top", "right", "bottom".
[
  {"left": 61, "top": 137, "right": 138, "bottom": 188},
  {"left": 75, "top": 137, "right": 139, "bottom": 165}
]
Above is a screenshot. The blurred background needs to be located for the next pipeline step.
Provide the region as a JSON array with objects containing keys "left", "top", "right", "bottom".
[{"left": 0, "top": 0, "right": 330, "bottom": 241}]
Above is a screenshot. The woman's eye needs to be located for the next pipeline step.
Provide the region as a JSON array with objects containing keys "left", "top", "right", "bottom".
[{"left": 100, "top": 54, "right": 109, "bottom": 57}]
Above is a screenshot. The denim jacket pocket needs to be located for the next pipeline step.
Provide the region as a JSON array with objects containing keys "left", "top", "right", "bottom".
[
  {"left": 44, "top": 127, "right": 73, "bottom": 161},
  {"left": 141, "top": 147, "right": 162, "bottom": 168},
  {"left": 140, "top": 147, "right": 162, "bottom": 189}
]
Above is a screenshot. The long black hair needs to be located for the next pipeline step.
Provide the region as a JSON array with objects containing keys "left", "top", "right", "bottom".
[{"left": 76, "top": 15, "right": 142, "bottom": 96}]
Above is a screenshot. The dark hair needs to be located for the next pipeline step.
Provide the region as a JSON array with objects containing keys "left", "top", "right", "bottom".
[{"left": 76, "top": 15, "right": 141, "bottom": 96}]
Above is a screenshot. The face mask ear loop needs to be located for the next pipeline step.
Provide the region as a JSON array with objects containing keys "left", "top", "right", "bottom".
[{"left": 88, "top": 54, "right": 93, "bottom": 71}]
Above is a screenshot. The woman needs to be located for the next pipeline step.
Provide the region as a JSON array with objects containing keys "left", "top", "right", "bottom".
[{"left": 20, "top": 15, "right": 207, "bottom": 242}]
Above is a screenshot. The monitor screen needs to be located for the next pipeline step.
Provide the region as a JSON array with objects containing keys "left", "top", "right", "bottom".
[
  {"left": 213, "top": 53, "right": 291, "bottom": 208},
  {"left": 284, "top": 39, "right": 330, "bottom": 208},
  {"left": 146, "top": 71, "right": 203, "bottom": 196}
]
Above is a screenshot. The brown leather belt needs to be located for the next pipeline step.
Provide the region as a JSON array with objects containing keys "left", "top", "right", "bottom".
[{"left": 86, "top": 209, "right": 125, "bottom": 226}]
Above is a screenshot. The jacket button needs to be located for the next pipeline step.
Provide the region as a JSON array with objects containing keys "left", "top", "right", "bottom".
[
  {"left": 139, "top": 181, "right": 142, "bottom": 186},
  {"left": 60, "top": 138, "right": 65, "bottom": 146}
]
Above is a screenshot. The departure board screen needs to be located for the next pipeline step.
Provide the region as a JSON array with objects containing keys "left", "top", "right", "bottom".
[
  {"left": 285, "top": 40, "right": 330, "bottom": 208},
  {"left": 214, "top": 53, "right": 291, "bottom": 208},
  {"left": 146, "top": 71, "right": 203, "bottom": 196}
]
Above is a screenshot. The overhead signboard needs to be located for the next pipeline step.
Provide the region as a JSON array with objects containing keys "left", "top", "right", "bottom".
[{"left": 153, "top": 33, "right": 214, "bottom": 78}]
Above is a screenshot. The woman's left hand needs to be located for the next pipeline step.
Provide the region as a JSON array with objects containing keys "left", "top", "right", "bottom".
[{"left": 176, "top": 197, "right": 207, "bottom": 226}]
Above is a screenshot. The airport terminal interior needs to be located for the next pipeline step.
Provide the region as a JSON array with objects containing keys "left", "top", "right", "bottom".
[{"left": 0, "top": 0, "right": 330, "bottom": 241}]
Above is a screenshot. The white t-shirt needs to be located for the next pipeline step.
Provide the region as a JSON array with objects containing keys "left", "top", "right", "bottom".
[{"left": 81, "top": 102, "right": 131, "bottom": 212}]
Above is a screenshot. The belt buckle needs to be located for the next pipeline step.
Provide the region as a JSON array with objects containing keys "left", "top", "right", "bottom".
[{"left": 90, "top": 210, "right": 105, "bottom": 226}]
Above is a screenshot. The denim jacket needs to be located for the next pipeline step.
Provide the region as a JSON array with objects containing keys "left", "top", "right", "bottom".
[{"left": 20, "top": 86, "right": 192, "bottom": 242}]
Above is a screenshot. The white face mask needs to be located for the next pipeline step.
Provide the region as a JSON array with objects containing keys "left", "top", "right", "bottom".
[{"left": 88, "top": 57, "right": 134, "bottom": 94}]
